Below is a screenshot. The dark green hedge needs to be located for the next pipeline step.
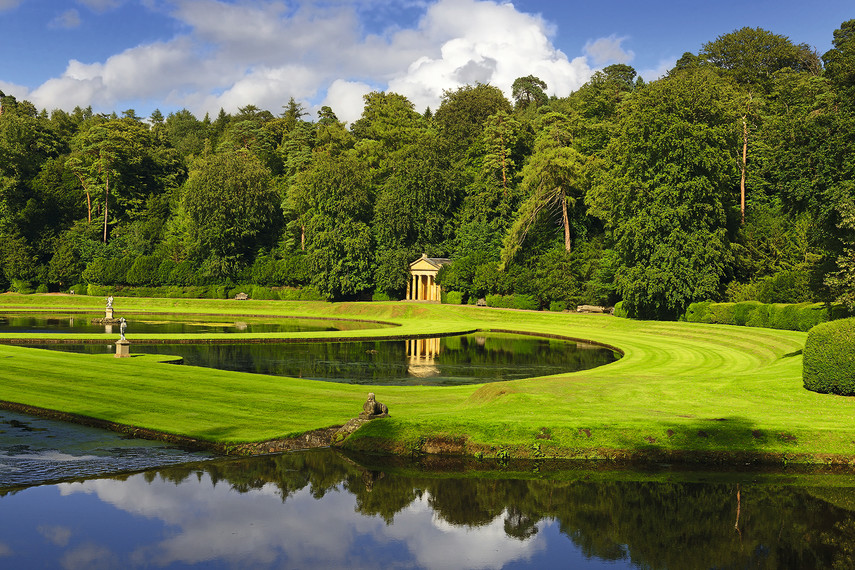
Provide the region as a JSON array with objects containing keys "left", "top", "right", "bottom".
[
  {"left": 803, "top": 318, "right": 855, "bottom": 395},
  {"left": 83, "top": 284, "right": 323, "bottom": 301},
  {"left": 683, "top": 301, "right": 847, "bottom": 332},
  {"left": 485, "top": 294, "right": 539, "bottom": 310}
]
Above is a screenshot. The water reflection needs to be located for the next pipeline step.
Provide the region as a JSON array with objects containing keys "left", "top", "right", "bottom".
[
  {"left": 0, "top": 313, "right": 385, "bottom": 335},
  {"left": 3, "top": 449, "right": 855, "bottom": 569},
  {"left": 23, "top": 333, "right": 618, "bottom": 386}
]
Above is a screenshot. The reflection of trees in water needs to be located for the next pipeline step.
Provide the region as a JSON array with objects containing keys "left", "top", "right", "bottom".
[
  {"left": 27, "top": 333, "right": 616, "bottom": 385},
  {"left": 161, "top": 334, "right": 615, "bottom": 385},
  {"left": 142, "top": 450, "right": 855, "bottom": 569}
]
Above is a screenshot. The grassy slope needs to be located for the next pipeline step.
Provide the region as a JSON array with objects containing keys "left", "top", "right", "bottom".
[{"left": 1, "top": 294, "right": 853, "bottom": 462}]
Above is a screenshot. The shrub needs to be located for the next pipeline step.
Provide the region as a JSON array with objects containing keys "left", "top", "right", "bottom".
[
  {"left": 126, "top": 255, "right": 162, "bottom": 286},
  {"left": 9, "top": 280, "right": 34, "bottom": 294},
  {"left": 70, "top": 283, "right": 87, "bottom": 295},
  {"left": 250, "top": 285, "right": 277, "bottom": 300},
  {"left": 443, "top": 291, "right": 464, "bottom": 305},
  {"left": 372, "top": 291, "right": 392, "bottom": 302},
  {"left": 684, "top": 301, "right": 713, "bottom": 323},
  {"left": 35, "top": 283, "right": 49, "bottom": 294},
  {"left": 684, "top": 301, "right": 842, "bottom": 331},
  {"left": 511, "top": 294, "right": 538, "bottom": 311},
  {"left": 613, "top": 300, "right": 628, "bottom": 318},
  {"left": 758, "top": 270, "right": 813, "bottom": 304},
  {"left": 803, "top": 318, "right": 855, "bottom": 395},
  {"left": 549, "top": 300, "right": 568, "bottom": 312}
]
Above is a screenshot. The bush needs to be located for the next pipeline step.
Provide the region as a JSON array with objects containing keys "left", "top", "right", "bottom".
[
  {"left": 442, "top": 291, "right": 464, "bottom": 305},
  {"left": 803, "top": 318, "right": 855, "bottom": 395},
  {"left": 758, "top": 270, "right": 813, "bottom": 304},
  {"left": 35, "top": 284, "right": 49, "bottom": 294},
  {"left": 484, "top": 294, "right": 538, "bottom": 310},
  {"left": 69, "top": 283, "right": 87, "bottom": 295},
  {"left": 683, "top": 301, "right": 843, "bottom": 331},
  {"left": 372, "top": 291, "right": 392, "bottom": 302},
  {"left": 511, "top": 294, "right": 538, "bottom": 310},
  {"left": 126, "top": 255, "right": 162, "bottom": 286},
  {"left": 613, "top": 300, "right": 628, "bottom": 318},
  {"left": 549, "top": 300, "right": 568, "bottom": 312}
]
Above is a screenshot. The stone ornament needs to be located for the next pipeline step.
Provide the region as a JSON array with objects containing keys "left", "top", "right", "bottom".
[{"left": 359, "top": 392, "right": 389, "bottom": 419}]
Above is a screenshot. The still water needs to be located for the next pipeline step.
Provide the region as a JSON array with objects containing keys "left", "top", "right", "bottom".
[
  {"left": 0, "top": 313, "right": 387, "bottom": 334},
  {"left": 2, "top": 410, "right": 855, "bottom": 569},
  {"left": 22, "top": 333, "right": 618, "bottom": 385}
]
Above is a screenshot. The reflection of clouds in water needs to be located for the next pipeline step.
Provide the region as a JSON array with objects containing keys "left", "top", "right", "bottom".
[
  {"left": 60, "top": 542, "right": 118, "bottom": 570},
  {"left": 38, "top": 524, "right": 72, "bottom": 547},
  {"left": 58, "top": 474, "right": 543, "bottom": 569},
  {"left": 9, "top": 452, "right": 99, "bottom": 462},
  {"left": 379, "top": 494, "right": 545, "bottom": 570}
]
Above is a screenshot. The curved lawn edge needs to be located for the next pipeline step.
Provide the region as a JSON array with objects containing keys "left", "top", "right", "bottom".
[{"left": 1, "top": 295, "right": 854, "bottom": 466}]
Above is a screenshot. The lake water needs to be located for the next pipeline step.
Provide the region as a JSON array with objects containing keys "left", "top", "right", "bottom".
[
  {"left": 0, "top": 313, "right": 387, "bottom": 334},
  {"left": 2, "top": 409, "right": 854, "bottom": 569},
  {"left": 19, "top": 332, "right": 618, "bottom": 385}
]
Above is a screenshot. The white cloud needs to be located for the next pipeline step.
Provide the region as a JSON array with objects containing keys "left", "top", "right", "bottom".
[
  {"left": 0, "top": 80, "right": 29, "bottom": 100},
  {"left": 584, "top": 34, "right": 635, "bottom": 65},
  {"left": 321, "top": 80, "right": 373, "bottom": 124},
  {"left": 37, "top": 525, "right": 73, "bottom": 547},
  {"left": 23, "top": 0, "right": 614, "bottom": 120},
  {"left": 0, "top": 0, "right": 22, "bottom": 11},
  {"left": 0, "top": 542, "right": 11, "bottom": 556},
  {"left": 49, "top": 9, "right": 81, "bottom": 29},
  {"left": 639, "top": 56, "right": 677, "bottom": 81},
  {"left": 58, "top": 473, "right": 546, "bottom": 569},
  {"left": 77, "top": 0, "right": 122, "bottom": 13}
]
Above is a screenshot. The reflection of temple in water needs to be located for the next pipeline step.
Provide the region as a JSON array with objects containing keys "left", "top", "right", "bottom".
[{"left": 407, "top": 337, "right": 441, "bottom": 377}]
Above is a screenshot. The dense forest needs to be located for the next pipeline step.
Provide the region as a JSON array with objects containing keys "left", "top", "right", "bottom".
[{"left": 1, "top": 22, "right": 853, "bottom": 319}]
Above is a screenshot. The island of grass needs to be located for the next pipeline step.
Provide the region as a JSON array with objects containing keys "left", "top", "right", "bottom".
[{"left": 0, "top": 293, "right": 852, "bottom": 465}]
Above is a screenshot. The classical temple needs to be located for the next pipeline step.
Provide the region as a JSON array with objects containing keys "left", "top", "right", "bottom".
[{"left": 406, "top": 254, "right": 451, "bottom": 301}]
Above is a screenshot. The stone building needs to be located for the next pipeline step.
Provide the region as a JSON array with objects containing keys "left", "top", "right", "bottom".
[{"left": 406, "top": 254, "right": 451, "bottom": 301}]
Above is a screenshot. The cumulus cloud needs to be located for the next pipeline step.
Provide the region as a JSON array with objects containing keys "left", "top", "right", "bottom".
[
  {"left": 37, "top": 525, "right": 73, "bottom": 547},
  {"left": 49, "top": 9, "right": 82, "bottom": 29},
  {"left": 77, "top": 0, "right": 122, "bottom": 12},
  {"left": 639, "top": 56, "right": 677, "bottom": 81},
  {"left": 0, "top": 0, "right": 22, "bottom": 11},
  {"left": 23, "top": 0, "right": 617, "bottom": 122},
  {"left": 584, "top": 34, "right": 635, "bottom": 65}
]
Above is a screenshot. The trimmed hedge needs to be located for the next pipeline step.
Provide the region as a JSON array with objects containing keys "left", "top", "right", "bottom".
[
  {"left": 613, "top": 301, "right": 628, "bottom": 318},
  {"left": 81, "top": 284, "right": 323, "bottom": 301},
  {"left": 683, "top": 301, "right": 847, "bottom": 332},
  {"left": 803, "top": 318, "right": 855, "bottom": 395},
  {"left": 485, "top": 294, "right": 539, "bottom": 311},
  {"left": 442, "top": 291, "right": 465, "bottom": 305}
]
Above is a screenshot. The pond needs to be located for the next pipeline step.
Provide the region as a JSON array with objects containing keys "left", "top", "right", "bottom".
[
  {"left": 2, "top": 410, "right": 854, "bottom": 569},
  {"left": 20, "top": 332, "right": 619, "bottom": 385},
  {"left": 0, "top": 312, "right": 388, "bottom": 334}
]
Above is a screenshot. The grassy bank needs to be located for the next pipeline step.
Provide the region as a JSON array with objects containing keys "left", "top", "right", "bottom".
[{"left": 1, "top": 293, "right": 853, "bottom": 464}]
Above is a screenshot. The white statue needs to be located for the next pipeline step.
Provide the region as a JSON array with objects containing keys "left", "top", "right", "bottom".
[
  {"left": 119, "top": 317, "right": 127, "bottom": 341},
  {"left": 106, "top": 295, "right": 114, "bottom": 309}
]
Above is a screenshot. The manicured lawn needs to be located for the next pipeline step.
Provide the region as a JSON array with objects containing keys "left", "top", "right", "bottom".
[{"left": 0, "top": 293, "right": 853, "bottom": 463}]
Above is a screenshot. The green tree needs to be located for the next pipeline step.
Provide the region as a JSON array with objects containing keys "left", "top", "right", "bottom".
[
  {"left": 501, "top": 112, "right": 586, "bottom": 268},
  {"left": 181, "top": 150, "right": 281, "bottom": 280},
  {"left": 592, "top": 68, "right": 740, "bottom": 319},
  {"left": 511, "top": 75, "right": 548, "bottom": 110}
]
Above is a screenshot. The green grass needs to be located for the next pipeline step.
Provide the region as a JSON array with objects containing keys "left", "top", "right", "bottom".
[{"left": 1, "top": 293, "right": 853, "bottom": 463}]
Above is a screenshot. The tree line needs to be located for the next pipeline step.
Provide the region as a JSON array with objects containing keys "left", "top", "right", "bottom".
[{"left": 1, "top": 21, "right": 853, "bottom": 318}]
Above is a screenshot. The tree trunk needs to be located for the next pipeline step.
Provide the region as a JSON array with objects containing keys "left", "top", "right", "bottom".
[
  {"left": 561, "top": 192, "right": 571, "bottom": 253},
  {"left": 103, "top": 172, "right": 109, "bottom": 243},
  {"left": 741, "top": 116, "right": 748, "bottom": 224}
]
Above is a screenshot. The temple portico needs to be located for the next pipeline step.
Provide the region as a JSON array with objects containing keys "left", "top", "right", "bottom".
[{"left": 406, "top": 254, "right": 451, "bottom": 302}]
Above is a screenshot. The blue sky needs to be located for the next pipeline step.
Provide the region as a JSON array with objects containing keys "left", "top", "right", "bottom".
[{"left": 0, "top": 0, "right": 851, "bottom": 123}]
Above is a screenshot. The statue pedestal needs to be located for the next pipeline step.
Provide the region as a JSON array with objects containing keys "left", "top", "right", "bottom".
[
  {"left": 115, "top": 339, "right": 130, "bottom": 358},
  {"left": 106, "top": 307, "right": 114, "bottom": 320}
]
